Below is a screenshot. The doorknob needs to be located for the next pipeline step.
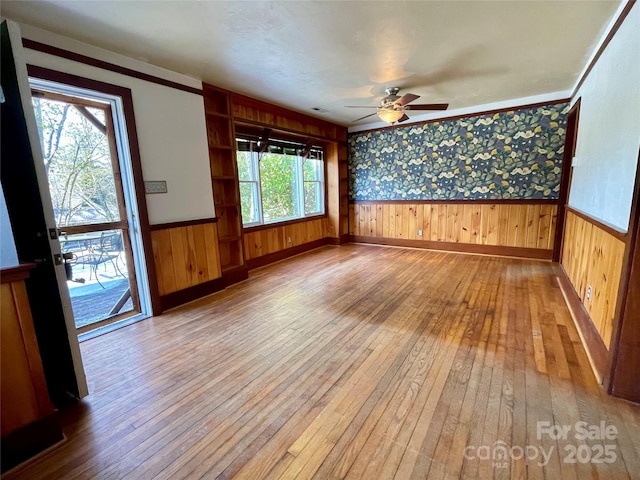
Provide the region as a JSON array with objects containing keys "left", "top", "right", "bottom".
[{"left": 52, "top": 253, "right": 73, "bottom": 266}]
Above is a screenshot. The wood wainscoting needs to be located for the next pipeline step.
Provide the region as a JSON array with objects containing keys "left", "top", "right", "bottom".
[
  {"left": 349, "top": 201, "right": 557, "bottom": 259},
  {"left": 561, "top": 209, "right": 626, "bottom": 352},
  {"left": 150, "top": 219, "right": 224, "bottom": 310},
  {"left": 1, "top": 264, "right": 63, "bottom": 472},
  {"left": 243, "top": 217, "right": 328, "bottom": 269}
]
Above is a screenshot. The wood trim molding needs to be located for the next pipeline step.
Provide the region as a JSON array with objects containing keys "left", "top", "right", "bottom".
[
  {"left": 326, "top": 235, "right": 350, "bottom": 245},
  {"left": 243, "top": 214, "right": 328, "bottom": 234},
  {"left": 351, "top": 98, "right": 571, "bottom": 135},
  {"left": 22, "top": 39, "right": 203, "bottom": 96},
  {"left": 26, "top": 65, "right": 163, "bottom": 315},
  {"left": 556, "top": 265, "right": 609, "bottom": 382},
  {"left": 149, "top": 217, "right": 218, "bottom": 231},
  {"left": 0, "top": 263, "right": 36, "bottom": 283},
  {"left": 553, "top": 99, "right": 581, "bottom": 261},
  {"left": 246, "top": 238, "right": 329, "bottom": 270},
  {"left": 350, "top": 199, "right": 559, "bottom": 205},
  {"left": 608, "top": 217, "right": 640, "bottom": 401},
  {"left": 348, "top": 235, "right": 553, "bottom": 260},
  {"left": 606, "top": 147, "right": 640, "bottom": 401},
  {"left": 566, "top": 206, "right": 628, "bottom": 242},
  {"left": 159, "top": 266, "right": 249, "bottom": 311},
  {"left": 0, "top": 413, "right": 64, "bottom": 474},
  {"left": 571, "top": 0, "right": 637, "bottom": 97}
]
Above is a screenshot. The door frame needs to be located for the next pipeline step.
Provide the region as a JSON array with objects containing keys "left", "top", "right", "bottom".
[
  {"left": 27, "top": 66, "right": 162, "bottom": 316},
  {"left": 30, "top": 86, "right": 144, "bottom": 332},
  {"left": 553, "top": 99, "right": 581, "bottom": 262}
]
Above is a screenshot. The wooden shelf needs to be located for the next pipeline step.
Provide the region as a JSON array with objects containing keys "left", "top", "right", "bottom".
[
  {"left": 213, "top": 189, "right": 238, "bottom": 207},
  {"left": 206, "top": 111, "right": 231, "bottom": 120},
  {"left": 204, "top": 85, "right": 231, "bottom": 116},
  {"left": 210, "top": 148, "right": 237, "bottom": 177},
  {"left": 206, "top": 115, "right": 233, "bottom": 148},
  {"left": 205, "top": 84, "right": 245, "bottom": 271}
]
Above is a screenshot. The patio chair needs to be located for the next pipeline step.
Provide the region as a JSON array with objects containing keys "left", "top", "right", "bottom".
[{"left": 70, "top": 231, "right": 125, "bottom": 288}]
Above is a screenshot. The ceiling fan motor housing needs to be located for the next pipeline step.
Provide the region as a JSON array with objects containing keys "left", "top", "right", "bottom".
[{"left": 382, "top": 87, "right": 401, "bottom": 105}]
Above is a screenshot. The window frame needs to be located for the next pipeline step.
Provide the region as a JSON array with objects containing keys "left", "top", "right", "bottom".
[
  {"left": 236, "top": 135, "right": 327, "bottom": 229},
  {"left": 237, "top": 147, "right": 263, "bottom": 226},
  {"left": 302, "top": 157, "right": 325, "bottom": 217}
]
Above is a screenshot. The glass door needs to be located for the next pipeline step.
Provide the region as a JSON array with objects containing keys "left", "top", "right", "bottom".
[{"left": 31, "top": 89, "right": 141, "bottom": 332}]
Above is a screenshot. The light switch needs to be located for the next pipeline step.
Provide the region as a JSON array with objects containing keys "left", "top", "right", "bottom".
[{"left": 145, "top": 181, "right": 168, "bottom": 194}]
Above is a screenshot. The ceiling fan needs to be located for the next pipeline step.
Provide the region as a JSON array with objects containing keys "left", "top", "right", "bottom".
[{"left": 346, "top": 87, "right": 449, "bottom": 124}]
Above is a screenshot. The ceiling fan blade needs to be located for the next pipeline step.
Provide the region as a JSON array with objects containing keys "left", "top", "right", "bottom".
[
  {"left": 396, "top": 93, "right": 420, "bottom": 106},
  {"left": 344, "top": 105, "right": 378, "bottom": 108},
  {"left": 352, "top": 112, "right": 378, "bottom": 122},
  {"left": 404, "top": 103, "right": 449, "bottom": 111},
  {"left": 397, "top": 114, "right": 410, "bottom": 123}
]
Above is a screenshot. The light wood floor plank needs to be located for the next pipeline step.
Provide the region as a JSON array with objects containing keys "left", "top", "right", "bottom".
[{"left": 5, "top": 245, "right": 639, "bottom": 480}]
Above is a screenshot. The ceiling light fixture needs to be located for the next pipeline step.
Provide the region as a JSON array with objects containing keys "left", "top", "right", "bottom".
[{"left": 378, "top": 108, "right": 404, "bottom": 124}]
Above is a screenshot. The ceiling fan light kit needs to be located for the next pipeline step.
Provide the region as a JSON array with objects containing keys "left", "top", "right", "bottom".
[
  {"left": 378, "top": 108, "right": 405, "bottom": 123},
  {"left": 347, "top": 87, "right": 449, "bottom": 125}
]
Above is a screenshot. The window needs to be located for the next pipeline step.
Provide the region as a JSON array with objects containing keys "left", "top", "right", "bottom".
[{"left": 237, "top": 136, "right": 324, "bottom": 226}]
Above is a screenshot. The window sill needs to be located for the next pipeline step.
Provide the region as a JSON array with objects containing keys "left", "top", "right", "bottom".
[{"left": 242, "top": 214, "right": 327, "bottom": 233}]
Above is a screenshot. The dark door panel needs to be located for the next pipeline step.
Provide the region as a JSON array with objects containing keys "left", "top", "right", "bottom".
[{"left": 1, "top": 21, "right": 80, "bottom": 404}]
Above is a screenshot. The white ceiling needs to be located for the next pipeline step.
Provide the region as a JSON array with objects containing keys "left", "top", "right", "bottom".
[{"left": 3, "top": 1, "right": 622, "bottom": 128}]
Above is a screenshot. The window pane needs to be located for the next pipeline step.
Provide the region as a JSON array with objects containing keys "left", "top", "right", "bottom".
[
  {"left": 303, "top": 159, "right": 321, "bottom": 181},
  {"left": 61, "top": 229, "right": 133, "bottom": 328},
  {"left": 33, "top": 98, "right": 120, "bottom": 227},
  {"left": 239, "top": 182, "right": 260, "bottom": 224},
  {"left": 304, "top": 182, "right": 320, "bottom": 215},
  {"left": 260, "top": 153, "right": 298, "bottom": 222},
  {"left": 237, "top": 151, "right": 252, "bottom": 181}
]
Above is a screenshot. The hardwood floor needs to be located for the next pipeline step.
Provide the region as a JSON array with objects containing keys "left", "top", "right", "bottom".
[{"left": 5, "top": 244, "right": 640, "bottom": 479}]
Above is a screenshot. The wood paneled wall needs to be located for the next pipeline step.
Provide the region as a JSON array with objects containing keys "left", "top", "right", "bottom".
[
  {"left": 151, "top": 221, "right": 222, "bottom": 296},
  {"left": 561, "top": 210, "right": 626, "bottom": 348},
  {"left": 1, "top": 271, "right": 53, "bottom": 437},
  {"left": 231, "top": 93, "right": 344, "bottom": 142},
  {"left": 243, "top": 218, "right": 327, "bottom": 261},
  {"left": 349, "top": 202, "right": 557, "bottom": 252},
  {"left": 230, "top": 91, "right": 348, "bottom": 259}
]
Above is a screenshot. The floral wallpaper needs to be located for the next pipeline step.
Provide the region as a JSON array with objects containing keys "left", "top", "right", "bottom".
[{"left": 348, "top": 102, "right": 570, "bottom": 200}]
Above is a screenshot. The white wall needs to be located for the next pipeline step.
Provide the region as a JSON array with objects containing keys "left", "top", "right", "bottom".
[
  {"left": 0, "top": 183, "right": 19, "bottom": 268},
  {"left": 568, "top": 4, "right": 640, "bottom": 232},
  {"left": 17, "top": 23, "right": 214, "bottom": 225}
]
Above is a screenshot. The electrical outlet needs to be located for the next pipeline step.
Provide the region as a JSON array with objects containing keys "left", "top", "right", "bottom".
[
  {"left": 586, "top": 285, "right": 592, "bottom": 301},
  {"left": 418, "top": 229, "right": 423, "bottom": 236},
  {"left": 287, "top": 236, "right": 292, "bottom": 244}
]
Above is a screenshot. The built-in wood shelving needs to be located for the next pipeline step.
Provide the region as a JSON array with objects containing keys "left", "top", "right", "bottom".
[
  {"left": 338, "top": 138, "right": 349, "bottom": 237},
  {"left": 204, "top": 84, "right": 245, "bottom": 273}
]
